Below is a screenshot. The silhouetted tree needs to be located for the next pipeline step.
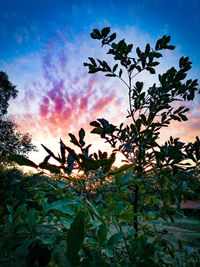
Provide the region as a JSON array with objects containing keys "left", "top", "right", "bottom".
[
  {"left": 0, "top": 71, "right": 37, "bottom": 164},
  {"left": 0, "top": 71, "right": 18, "bottom": 116}
]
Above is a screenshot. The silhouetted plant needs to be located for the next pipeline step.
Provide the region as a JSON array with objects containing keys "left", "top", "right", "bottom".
[{"left": 7, "top": 27, "right": 200, "bottom": 266}]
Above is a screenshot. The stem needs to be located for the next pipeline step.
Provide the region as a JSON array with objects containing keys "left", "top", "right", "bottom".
[{"left": 133, "top": 184, "right": 139, "bottom": 237}]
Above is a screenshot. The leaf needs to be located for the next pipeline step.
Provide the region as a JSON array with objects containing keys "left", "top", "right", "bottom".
[
  {"left": 90, "top": 121, "right": 101, "bottom": 127},
  {"left": 47, "top": 200, "right": 74, "bottom": 215},
  {"left": 65, "top": 146, "right": 79, "bottom": 161},
  {"left": 67, "top": 153, "right": 74, "bottom": 172},
  {"left": 179, "top": 114, "right": 188, "bottom": 121},
  {"left": 97, "top": 224, "right": 107, "bottom": 244},
  {"left": 129, "top": 64, "right": 135, "bottom": 72},
  {"left": 136, "top": 81, "right": 143, "bottom": 93},
  {"left": 90, "top": 29, "right": 102, "bottom": 39},
  {"left": 102, "top": 60, "right": 111, "bottom": 71},
  {"left": 121, "top": 172, "right": 132, "bottom": 185},
  {"left": 136, "top": 47, "right": 141, "bottom": 57},
  {"left": 146, "top": 67, "right": 155, "bottom": 74},
  {"left": 79, "top": 128, "right": 85, "bottom": 146},
  {"left": 136, "top": 119, "right": 141, "bottom": 131},
  {"left": 91, "top": 127, "right": 103, "bottom": 134},
  {"left": 8, "top": 154, "right": 38, "bottom": 168},
  {"left": 82, "top": 158, "right": 99, "bottom": 171},
  {"left": 126, "top": 44, "right": 133, "bottom": 53},
  {"left": 66, "top": 210, "right": 85, "bottom": 264},
  {"left": 38, "top": 162, "right": 60, "bottom": 173},
  {"left": 170, "top": 114, "right": 181, "bottom": 122},
  {"left": 60, "top": 139, "right": 66, "bottom": 164},
  {"left": 69, "top": 133, "right": 80, "bottom": 147},
  {"left": 44, "top": 155, "right": 51, "bottom": 163},
  {"left": 105, "top": 74, "right": 116, "bottom": 77},
  {"left": 145, "top": 43, "right": 150, "bottom": 54},
  {"left": 109, "top": 33, "right": 116, "bottom": 42},
  {"left": 112, "top": 64, "right": 118, "bottom": 73},
  {"left": 39, "top": 236, "right": 56, "bottom": 245},
  {"left": 86, "top": 200, "right": 106, "bottom": 224},
  {"left": 166, "top": 45, "right": 175, "bottom": 50},
  {"left": 108, "top": 232, "right": 125, "bottom": 246},
  {"left": 101, "top": 27, "right": 110, "bottom": 37},
  {"left": 88, "top": 57, "right": 96, "bottom": 66},
  {"left": 41, "top": 144, "right": 60, "bottom": 162},
  {"left": 154, "top": 52, "right": 162, "bottom": 58},
  {"left": 7, "top": 204, "right": 14, "bottom": 215},
  {"left": 140, "top": 114, "right": 147, "bottom": 125}
]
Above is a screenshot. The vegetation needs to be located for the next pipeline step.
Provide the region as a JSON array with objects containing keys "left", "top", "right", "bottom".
[
  {"left": 0, "top": 71, "right": 37, "bottom": 165},
  {"left": 1, "top": 27, "right": 200, "bottom": 266}
]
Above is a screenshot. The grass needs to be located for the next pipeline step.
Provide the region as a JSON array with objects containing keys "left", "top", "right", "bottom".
[{"left": 153, "top": 216, "right": 200, "bottom": 251}]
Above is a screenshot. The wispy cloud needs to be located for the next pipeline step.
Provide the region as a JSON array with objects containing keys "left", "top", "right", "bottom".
[
  {"left": 12, "top": 30, "right": 124, "bottom": 142},
  {"left": 6, "top": 26, "right": 200, "bottom": 164}
]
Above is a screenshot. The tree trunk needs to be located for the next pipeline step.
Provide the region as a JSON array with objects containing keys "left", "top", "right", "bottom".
[{"left": 134, "top": 184, "right": 139, "bottom": 237}]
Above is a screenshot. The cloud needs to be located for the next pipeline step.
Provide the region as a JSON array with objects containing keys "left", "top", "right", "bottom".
[
  {"left": 12, "top": 30, "right": 125, "bottom": 143},
  {"left": 7, "top": 26, "right": 200, "bottom": 165}
]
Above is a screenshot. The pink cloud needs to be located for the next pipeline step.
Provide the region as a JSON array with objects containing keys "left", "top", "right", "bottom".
[{"left": 15, "top": 34, "right": 122, "bottom": 141}]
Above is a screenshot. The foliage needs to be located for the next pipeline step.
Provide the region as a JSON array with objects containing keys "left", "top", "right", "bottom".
[
  {"left": 0, "top": 173, "right": 199, "bottom": 266},
  {"left": 0, "top": 71, "right": 18, "bottom": 116},
  {"left": 0, "top": 71, "right": 37, "bottom": 164},
  {"left": 6, "top": 27, "right": 200, "bottom": 266}
]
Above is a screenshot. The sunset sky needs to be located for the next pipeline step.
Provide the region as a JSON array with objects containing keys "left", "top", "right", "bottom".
[{"left": 1, "top": 0, "right": 200, "bottom": 166}]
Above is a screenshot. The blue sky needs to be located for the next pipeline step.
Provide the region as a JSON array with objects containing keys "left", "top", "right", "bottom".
[
  {"left": 0, "top": 0, "right": 200, "bottom": 63},
  {"left": 0, "top": 0, "right": 200, "bottom": 165}
]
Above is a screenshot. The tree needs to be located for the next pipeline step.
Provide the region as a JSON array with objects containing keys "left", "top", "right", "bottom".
[
  {"left": 9, "top": 28, "right": 200, "bottom": 265},
  {"left": 0, "top": 71, "right": 37, "bottom": 164},
  {"left": 0, "top": 71, "right": 18, "bottom": 116},
  {"left": 84, "top": 27, "right": 200, "bottom": 233}
]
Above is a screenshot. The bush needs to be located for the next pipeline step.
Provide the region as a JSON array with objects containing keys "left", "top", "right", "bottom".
[{"left": 4, "top": 27, "right": 200, "bottom": 266}]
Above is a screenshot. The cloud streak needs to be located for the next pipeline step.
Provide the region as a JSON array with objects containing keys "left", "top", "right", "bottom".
[
  {"left": 14, "top": 31, "right": 124, "bottom": 142},
  {"left": 7, "top": 26, "right": 199, "bottom": 165}
]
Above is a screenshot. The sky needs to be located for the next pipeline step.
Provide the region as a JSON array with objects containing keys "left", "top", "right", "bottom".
[{"left": 0, "top": 0, "right": 200, "bottom": 166}]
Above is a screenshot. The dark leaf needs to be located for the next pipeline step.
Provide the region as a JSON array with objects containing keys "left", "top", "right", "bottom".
[
  {"left": 79, "top": 128, "right": 85, "bottom": 146},
  {"left": 108, "top": 232, "right": 125, "bottom": 246},
  {"left": 146, "top": 67, "right": 155, "bottom": 74},
  {"left": 91, "top": 127, "right": 103, "bottom": 134},
  {"left": 69, "top": 133, "right": 80, "bottom": 147},
  {"left": 90, "top": 121, "right": 101, "bottom": 127},
  {"left": 101, "top": 27, "right": 110, "bottom": 37},
  {"left": 88, "top": 57, "right": 96, "bottom": 66},
  {"left": 41, "top": 144, "right": 60, "bottom": 162},
  {"left": 179, "top": 114, "right": 188, "bottom": 121},
  {"left": 44, "top": 155, "right": 51, "bottom": 163},
  {"left": 97, "top": 224, "right": 107, "bottom": 244},
  {"left": 90, "top": 29, "right": 102, "bottom": 39},
  {"left": 109, "top": 33, "right": 116, "bottom": 42},
  {"left": 38, "top": 162, "right": 60, "bottom": 174},
  {"left": 136, "top": 47, "right": 141, "bottom": 57},
  {"left": 145, "top": 43, "right": 150, "bottom": 54},
  {"left": 60, "top": 139, "right": 66, "bottom": 164},
  {"left": 105, "top": 74, "right": 116, "bottom": 77},
  {"left": 65, "top": 146, "right": 79, "bottom": 161},
  {"left": 8, "top": 154, "right": 38, "bottom": 168},
  {"left": 66, "top": 211, "right": 85, "bottom": 264},
  {"left": 113, "top": 64, "right": 118, "bottom": 72}
]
